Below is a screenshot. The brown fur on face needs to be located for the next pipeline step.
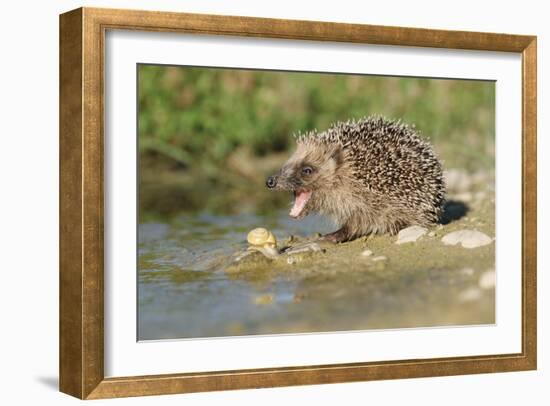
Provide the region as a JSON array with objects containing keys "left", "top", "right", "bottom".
[
  {"left": 270, "top": 142, "right": 344, "bottom": 215},
  {"left": 268, "top": 139, "right": 367, "bottom": 229},
  {"left": 267, "top": 117, "right": 445, "bottom": 243}
]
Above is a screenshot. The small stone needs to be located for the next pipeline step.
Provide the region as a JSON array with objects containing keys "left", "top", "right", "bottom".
[
  {"left": 479, "top": 270, "right": 496, "bottom": 289},
  {"left": 396, "top": 226, "right": 428, "bottom": 244},
  {"left": 441, "top": 230, "right": 493, "bottom": 248},
  {"left": 253, "top": 294, "right": 274, "bottom": 305},
  {"left": 458, "top": 287, "right": 482, "bottom": 302},
  {"left": 361, "top": 249, "right": 373, "bottom": 257},
  {"left": 428, "top": 231, "right": 435, "bottom": 237},
  {"left": 372, "top": 256, "right": 387, "bottom": 262},
  {"left": 460, "top": 267, "right": 475, "bottom": 276}
]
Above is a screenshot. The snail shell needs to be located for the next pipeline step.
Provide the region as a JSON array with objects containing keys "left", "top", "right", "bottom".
[{"left": 247, "top": 227, "right": 277, "bottom": 248}]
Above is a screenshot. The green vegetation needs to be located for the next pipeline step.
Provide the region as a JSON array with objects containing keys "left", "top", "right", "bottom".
[{"left": 138, "top": 65, "right": 495, "bottom": 217}]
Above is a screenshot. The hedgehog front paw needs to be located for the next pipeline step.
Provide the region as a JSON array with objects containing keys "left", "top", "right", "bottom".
[{"left": 321, "top": 227, "right": 351, "bottom": 244}]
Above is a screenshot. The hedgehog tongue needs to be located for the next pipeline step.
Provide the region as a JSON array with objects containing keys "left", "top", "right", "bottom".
[{"left": 290, "top": 190, "right": 312, "bottom": 218}]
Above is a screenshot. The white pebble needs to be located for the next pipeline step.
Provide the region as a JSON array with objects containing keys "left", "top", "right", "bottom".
[
  {"left": 441, "top": 230, "right": 493, "bottom": 248},
  {"left": 396, "top": 226, "right": 428, "bottom": 244},
  {"left": 372, "top": 256, "right": 387, "bottom": 262},
  {"left": 479, "top": 270, "right": 496, "bottom": 289},
  {"left": 361, "top": 249, "right": 373, "bottom": 257},
  {"left": 461, "top": 268, "right": 475, "bottom": 276},
  {"left": 458, "top": 287, "right": 482, "bottom": 302},
  {"left": 428, "top": 231, "right": 435, "bottom": 237}
]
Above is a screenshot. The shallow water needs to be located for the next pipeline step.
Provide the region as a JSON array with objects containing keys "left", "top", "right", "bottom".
[{"left": 138, "top": 210, "right": 495, "bottom": 340}]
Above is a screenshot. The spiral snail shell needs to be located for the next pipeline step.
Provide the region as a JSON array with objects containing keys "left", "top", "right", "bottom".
[{"left": 247, "top": 228, "right": 277, "bottom": 248}]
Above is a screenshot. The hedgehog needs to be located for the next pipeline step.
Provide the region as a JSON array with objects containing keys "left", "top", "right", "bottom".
[{"left": 265, "top": 116, "right": 445, "bottom": 243}]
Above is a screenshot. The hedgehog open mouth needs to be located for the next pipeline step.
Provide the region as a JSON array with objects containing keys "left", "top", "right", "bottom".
[{"left": 289, "top": 190, "right": 312, "bottom": 218}]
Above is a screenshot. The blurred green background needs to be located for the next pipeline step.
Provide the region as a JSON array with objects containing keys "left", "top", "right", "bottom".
[{"left": 138, "top": 64, "right": 495, "bottom": 219}]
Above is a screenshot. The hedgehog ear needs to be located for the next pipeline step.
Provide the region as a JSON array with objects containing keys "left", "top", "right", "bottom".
[
  {"left": 330, "top": 146, "right": 343, "bottom": 168},
  {"left": 325, "top": 146, "right": 343, "bottom": 174}
]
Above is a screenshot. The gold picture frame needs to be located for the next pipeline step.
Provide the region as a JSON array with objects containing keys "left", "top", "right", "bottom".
[{"left": 59, "top": 7, "right": 537, "bottom": 399}]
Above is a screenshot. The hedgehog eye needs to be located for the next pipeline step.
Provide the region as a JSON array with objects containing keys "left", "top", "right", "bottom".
[{"left": 301, "top": 166, "right": 314, "bottom": 176}]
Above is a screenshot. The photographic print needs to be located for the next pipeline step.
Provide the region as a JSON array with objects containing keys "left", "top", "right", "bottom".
[{"left": 137, "top": 65, "right": 496, "bottom": 340}]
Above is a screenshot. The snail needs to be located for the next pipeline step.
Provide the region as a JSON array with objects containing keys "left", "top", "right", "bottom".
[
  {"left": 246, "top": 228, "right": 280, "bottom": 259},
  {"left": 244, "top": 227, "right": 325, "bottom": 261}
]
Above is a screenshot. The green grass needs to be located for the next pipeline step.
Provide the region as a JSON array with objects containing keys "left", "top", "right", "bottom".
[{"left": 138, "top": 65, "right": 495, "bottom": 217}]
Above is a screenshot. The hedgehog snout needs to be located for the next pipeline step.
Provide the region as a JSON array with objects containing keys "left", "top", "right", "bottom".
[{"left": 266, "top": 175, "right": 278, "bottom": 189}]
